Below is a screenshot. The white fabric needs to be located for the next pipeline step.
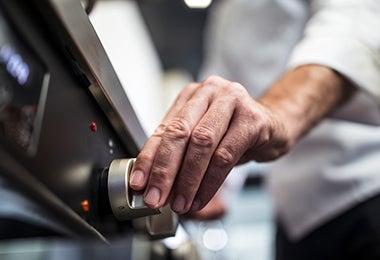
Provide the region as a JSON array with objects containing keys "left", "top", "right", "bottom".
[{"left": 200, "top": 0, "right": 380, "bottom": 240}]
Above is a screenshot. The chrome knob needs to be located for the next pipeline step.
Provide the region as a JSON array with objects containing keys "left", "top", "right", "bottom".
[
  {"left": 133, "top": 205, "right": 179, "bottom": 239},
  {"left": 107, "top": 158, "right": 161, "bottom": 220}
]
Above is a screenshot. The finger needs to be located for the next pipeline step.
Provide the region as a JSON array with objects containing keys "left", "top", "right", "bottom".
[
  {"left": 129, "top": 126, "right": 164, "bottom": 191},
  {"left": 182, "top": 194, "right": 226, "bottom": 221},
  {"left": 129, "top": 83, "right": 199, "bottom": 190},
  {"left": 162, "top": 82, "right": 200, "bottom": 122},
  {"left": 170, "top": 88, "right": 236, "bottom": 213},
  {"left": 191, "top": 113, "right": 253, "bottom": 211},
  {"left": 143, "top": 76, "right": 228, "bottom": 209}
]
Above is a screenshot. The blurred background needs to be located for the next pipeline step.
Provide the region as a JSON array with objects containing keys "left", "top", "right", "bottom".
[{"left": 89, "top": 0, "right": 275, "bottom": 259}]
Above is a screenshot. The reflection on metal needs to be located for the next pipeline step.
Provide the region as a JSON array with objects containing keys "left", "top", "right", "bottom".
[
  {"left": 37, "top": 0, "right": 147, "bottom": 156},
  {"left": 132, "top": 205, "right": 179, "bottom": 240},
  {"left": 108, "top": 158, "right": 161, "bottom": 220},
  {"left": 170, "top": 240, "right": 201, "bottom": 260},
  {"left": 184, "top": 0, "right": 212, "bottom": 9},
  {"left": 145, "top": 205, "right": 179, "bottom": 239},
  {"left": 0, "top": 148, "right": 108, "bottom": 242},
  {"left": 0, "top": 8, "right": 50, "bottom": 156},
  {"left": 105, "top": 157, "right": 180, "bottom": 239},
  {"left": 79, "top": 0, "right": 96, "bottom": 14}
]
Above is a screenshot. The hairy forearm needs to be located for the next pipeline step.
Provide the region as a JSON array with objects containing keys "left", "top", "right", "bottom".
[{"left": 259, "top": 64, "right": 356, "bottom": 146}]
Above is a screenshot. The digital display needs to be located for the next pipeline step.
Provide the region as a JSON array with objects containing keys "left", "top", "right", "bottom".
[
  {"left": 0, "top": 44, "right": 30, "bottom": 85},
  {"left": 0, "top": 11, "right": 48, "bottom": 153}
]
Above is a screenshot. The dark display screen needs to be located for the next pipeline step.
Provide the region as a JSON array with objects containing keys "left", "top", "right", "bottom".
[{"left": 0, "top": 11, "right": 48, "bottom": 153}]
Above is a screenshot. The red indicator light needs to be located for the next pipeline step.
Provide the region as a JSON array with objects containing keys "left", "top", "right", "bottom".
[{"left": 90, "top": 122, "right": 97, "bottom": 132}]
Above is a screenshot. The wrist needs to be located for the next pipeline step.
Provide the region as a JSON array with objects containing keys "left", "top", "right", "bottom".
[{"left": 259, "top": 64, "right": 355, "bottom": 145}]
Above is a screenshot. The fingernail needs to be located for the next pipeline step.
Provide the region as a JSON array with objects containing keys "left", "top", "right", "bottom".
[
  {"left": 144, "top": 187, "right": 161, "bottom": 207},
  {"left": 172, "top": 195, "right": 186, "bottom": 213},
  {"left": 129, "top": 170, "right": 144, "bottom": 188},
  {"left": 191, "top": 199, "right": 201, "bottom": 211}
]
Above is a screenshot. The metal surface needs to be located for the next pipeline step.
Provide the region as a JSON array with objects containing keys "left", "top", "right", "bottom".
[
  {"left": 107, "top": 158, "right": 178, "bottom": 238},
  {"left": 36, "top": 0, "right": 147, "bottom": 156},
  {"left": 0, "top": 0, "right": 181, "bottom": 252},
  {"left": 0, "top": 148, "right": 108, "bottom": 242},
  {"left": 145, "top": 205, "right": 179, "bottom": 239},
  {"left": 108, "top": 159, "right": 161, "bottom": 220},
  {"left": 0, "top": 0, "right": 144, "bottom": 238},
  {"left": 0, "top": 1, "right": 197, "bottom": 258}
]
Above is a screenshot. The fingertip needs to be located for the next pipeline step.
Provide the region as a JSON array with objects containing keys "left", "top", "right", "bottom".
[
  {"left": 144, "top": 186, "right": 162, "bottom": 208},
  {"left": 171, "top": 195, "right": 187, "bottom": 214},
  {"left": 129, "top": 170, "right": 145, "bottom": 190},
  {"left": 190, "top": 199, "right": 202, "bottom": 212}
]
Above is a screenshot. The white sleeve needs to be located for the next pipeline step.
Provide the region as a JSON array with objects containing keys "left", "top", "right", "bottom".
[{"left": 287, "top": 0, "right": 380, "bottom": 102}]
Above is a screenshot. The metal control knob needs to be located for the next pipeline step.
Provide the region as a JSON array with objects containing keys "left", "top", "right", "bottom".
[
  {"left": 107, "top": 158, "right": 161, "bottom": 220},
  {"left": 133, "top": 204, "right": 179, "bottom": 239}
]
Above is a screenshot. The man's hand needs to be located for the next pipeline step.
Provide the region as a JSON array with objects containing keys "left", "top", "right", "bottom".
[
  {"left": 128, "top": 75, "right": 290, "bottom": 214},
  {"left": 129, "top": 65, "right": 354, "bottom": 215},
  {"left": 182, "top": 193, "right": 227, "bottom": 221}
]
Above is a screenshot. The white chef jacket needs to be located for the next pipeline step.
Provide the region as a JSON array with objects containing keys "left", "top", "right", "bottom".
[{"left": 200, "top": 0, "right": 380, "bottom": 240}]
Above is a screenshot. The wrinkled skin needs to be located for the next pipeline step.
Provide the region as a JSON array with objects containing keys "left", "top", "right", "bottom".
[{"left": 129, "top": 65, "right": 354, "bottom": 215}]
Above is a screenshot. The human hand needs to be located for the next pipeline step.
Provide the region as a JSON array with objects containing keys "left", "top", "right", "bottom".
[
  {"left": 128, "top": 75, "right": 290, "bottom": 214},
  {"left": 182, "top": 193, "right": 227, "bottom": 221}
]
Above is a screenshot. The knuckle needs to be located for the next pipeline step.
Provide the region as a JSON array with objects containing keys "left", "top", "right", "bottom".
[
  {"left": 152, "top": 122, "right": 167, "bottom": 137},
  {"left": 185, "top": 82, "right": 199, "bottom": 91},
  {"left": 181, "top": 173, "right": 201, "bottom": 189},
  {"left": 150, "top": 165, "right": 173, "bottom": 184},
  {"left": 136, "top": 152, "right": 153, "bottom": 164},
  {"left": 178, "top": 83, "right": 198, "bottom": 99},
  {"left": 184, "top": 151, "right": 204, "bottom": 172},
  {"left": 213, "top": 147, "right": 235, "bottom": 168},
  {"left": 261, "top": 130, "right": 271, "bottom": 145},
  {"left": 202, "top": 75, "right": 223, "bottom": 87},
  {"left": 186, "top": 153, "right": 210, "bottom": 175},
  {"left": 191, "top": 126, "right": 215, "bottom": 148},
  {"left": 255, "top": 127, "right": 272, "bottom": 149},
  {"left": 165, "top": 118, "right": 191, "bottom": 140},
  {"left": 224, "top": 81, "right": 247, "bottom": 97}
]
